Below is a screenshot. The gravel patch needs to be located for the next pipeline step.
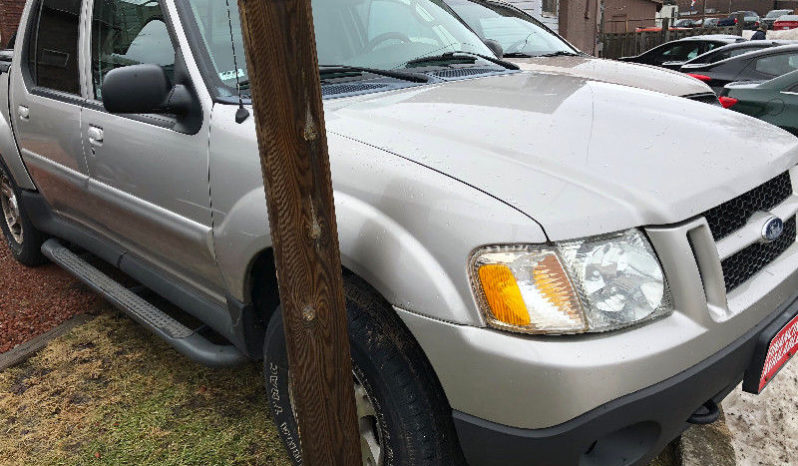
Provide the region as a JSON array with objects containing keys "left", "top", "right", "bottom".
[
  {"left": 724, "top": 362, "right": 798, "bottom": 466},
  {"left": 0, "top": 242, "right": 102, "bottom": 353}
]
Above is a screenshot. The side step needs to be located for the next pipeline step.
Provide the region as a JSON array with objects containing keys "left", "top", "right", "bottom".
[{"left": 41, "top": 239, "right": 247, "bottom": 367}]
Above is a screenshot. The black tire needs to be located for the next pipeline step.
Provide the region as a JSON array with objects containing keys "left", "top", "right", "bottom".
[
  {"left": 0, "top": 162, "right": 46, "bottom": 266},
  {"left": 263, "top": 276, "right": 464, "bottom": 466}
]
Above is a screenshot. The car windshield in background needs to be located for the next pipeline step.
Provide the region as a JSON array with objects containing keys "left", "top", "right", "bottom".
[
  {"left": 444, "top": 0, "right": 575, "bottom": 57},
  {"left": 181, "top": 0, "right": 493, "bottom": 94}
]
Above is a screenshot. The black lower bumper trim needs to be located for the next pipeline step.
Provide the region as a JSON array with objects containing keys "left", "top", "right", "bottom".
[{"left": 453, "top": 293, "right": 798, "bottom": 466}]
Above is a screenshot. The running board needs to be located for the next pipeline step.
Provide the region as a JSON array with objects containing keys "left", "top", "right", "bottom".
[{"left": 41, "top": 239, "right": 246, "bottom": 367}]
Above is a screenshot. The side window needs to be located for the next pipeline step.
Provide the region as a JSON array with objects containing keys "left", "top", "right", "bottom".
[
  {"left": 28, "top": 0, "right": 81, "bottom": 94},
  {"left": 91, "top": 0, "right": 175, "bottom": 101},
  {"left": 660, "top": 44, "right": 701, "bottom": 62},
  {"left": 754, "top": 53, "right": 798, "bottom": 77}
]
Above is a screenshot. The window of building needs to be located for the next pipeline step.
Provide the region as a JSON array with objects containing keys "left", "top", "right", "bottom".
[{"left": 542, "top": 0, "right": 557, "bottom": 16}]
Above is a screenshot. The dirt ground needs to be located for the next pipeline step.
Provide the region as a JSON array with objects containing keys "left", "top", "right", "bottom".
[
  {"left": 0, "top": 243, "right": 101, "bottom": 352},
  {"left": 724, "top": 362, "right": 798, "bottom": 466}
]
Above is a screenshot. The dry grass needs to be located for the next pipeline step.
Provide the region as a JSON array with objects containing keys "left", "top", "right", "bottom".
[{"left": 0, "top": 311, "right": 290, "bottom": 466}]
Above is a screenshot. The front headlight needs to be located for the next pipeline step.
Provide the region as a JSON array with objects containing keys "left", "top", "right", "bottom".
[{"left": 469, "top": 229, "right": 673, "bottom": 335}]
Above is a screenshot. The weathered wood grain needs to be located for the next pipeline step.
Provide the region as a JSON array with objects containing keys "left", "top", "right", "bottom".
[{"left": 237, "top": 0, "right": 361, "bottom": 464}]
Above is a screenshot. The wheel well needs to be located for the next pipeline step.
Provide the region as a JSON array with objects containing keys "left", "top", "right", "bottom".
[
  {"left": 248, "top": 248, "right": 280, "bottom": 329},
  {"left": 245, "top": 250, "right": 454, "bottom": 416}
]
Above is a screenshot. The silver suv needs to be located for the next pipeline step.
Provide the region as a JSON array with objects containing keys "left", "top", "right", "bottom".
[{"left": 2, "top": 0, "right": 798, "bottom": 465}]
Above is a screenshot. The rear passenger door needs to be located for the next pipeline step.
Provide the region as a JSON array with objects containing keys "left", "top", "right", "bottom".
[
  {"left": 8, "top": 0, "right": 91, "bottom": 219},
  {"left": 80, "top": 0, "right": 225, "bottom": 299}
]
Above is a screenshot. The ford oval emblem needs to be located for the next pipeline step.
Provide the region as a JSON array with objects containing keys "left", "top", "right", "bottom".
[{"left": 762, "top": 216, "right": 785, "bottom": 243}]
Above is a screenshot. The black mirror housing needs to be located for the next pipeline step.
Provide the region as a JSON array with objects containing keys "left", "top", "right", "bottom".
[
  {"left": 483, "top": 39, "right": 504, "bottom": 59},
  {"left": 102, "top": 64, "right": 190, "bottom": 115}
]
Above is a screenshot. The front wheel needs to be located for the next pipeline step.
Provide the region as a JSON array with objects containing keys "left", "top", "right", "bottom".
[
  {"left": 0, "top": 163, "right": 45, "bottom": 266},
  {"left": 263, "top": 277, "right": 464, "bottom": 466}
]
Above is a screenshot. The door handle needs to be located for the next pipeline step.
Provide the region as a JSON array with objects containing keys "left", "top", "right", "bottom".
[
  {"left": 17, "top": 106, "right": 29, "bottom": 121},
  {"left": 87, "top": 126, "right": 104, "bottom": 146}
]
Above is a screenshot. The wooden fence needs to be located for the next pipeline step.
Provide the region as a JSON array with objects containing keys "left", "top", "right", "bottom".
[{"left": 599, "top": 22, "right": 743, "bottom": 59}]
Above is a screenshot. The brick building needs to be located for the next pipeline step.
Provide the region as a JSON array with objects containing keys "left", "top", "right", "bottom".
[
  {"left": 604, "top": 0, "right": 664, "bottom": 33},
  {"left": 0, "top": 0, "right": 26, "bottom": 47}
]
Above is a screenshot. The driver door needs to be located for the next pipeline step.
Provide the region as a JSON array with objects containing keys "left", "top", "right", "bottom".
[{"left": 80, "top": 0, "right": 224, "bottom": 299}]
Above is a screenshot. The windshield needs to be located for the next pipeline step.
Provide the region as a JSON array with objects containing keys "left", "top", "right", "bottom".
[
  {"left": 182, "top": 0, "right": 493, "bottom": 93},
  {"left": 443, "top": 0, "right": 574, "bottom": 56}
]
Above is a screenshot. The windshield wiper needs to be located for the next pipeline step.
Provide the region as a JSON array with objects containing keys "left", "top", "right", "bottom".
[
  {"left": 502, "top": 52, "right": 533, "bottom": 58},
  {"left": 534, "top": 51, "right": 581, "bottom": 58},
  {"left": 319, "top": 65, "right": 428, "bottom": 83},
  {"left": 403, "top": 51, "right": 519, "bottom": 70}
]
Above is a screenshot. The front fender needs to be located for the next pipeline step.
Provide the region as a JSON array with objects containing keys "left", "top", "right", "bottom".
[{"left": 212, "top": 132, "right": 546, "bottom": 326}]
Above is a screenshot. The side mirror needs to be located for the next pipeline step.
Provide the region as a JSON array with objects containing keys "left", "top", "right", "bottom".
[
  {"left": 102, "top": 64, "right": 192, "bottom": 115},
  {"left": 483, "top": 39, "right": 504, "bottom": 58},
  {"left": 0, "top": 49, "right": 12, "bottom": 74}
]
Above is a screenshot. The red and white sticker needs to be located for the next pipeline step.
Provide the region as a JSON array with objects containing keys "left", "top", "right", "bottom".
[{"left": 759, "top": 314, "right": 798, "bottom": 392}]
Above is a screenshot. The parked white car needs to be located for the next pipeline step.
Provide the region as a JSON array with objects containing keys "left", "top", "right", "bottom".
[{"left": 444, "top": 0, "right": 720, "bottom": 101}]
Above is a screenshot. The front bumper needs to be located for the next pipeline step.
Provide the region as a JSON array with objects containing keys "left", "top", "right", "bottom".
[{"left": 452, "top": 293, "right": 798, "bottom": 466}]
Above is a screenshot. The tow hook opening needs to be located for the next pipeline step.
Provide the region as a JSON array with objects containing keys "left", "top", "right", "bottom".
[
  {"left": 687, "top": 399, "right": 720, "bottom": 425},
  {"left": 579, "top": 421, "right": 660, "bottom": 466}
]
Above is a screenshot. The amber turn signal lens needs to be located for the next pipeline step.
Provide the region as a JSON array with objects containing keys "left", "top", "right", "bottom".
[
  {"left": 473, "top": 248, "right": 587, "bottom": 334},
  {"left": 478, "top": 264, "right": 530, "bottom": 326}
]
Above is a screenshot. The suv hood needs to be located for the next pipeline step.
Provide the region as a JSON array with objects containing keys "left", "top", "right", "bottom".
[
  {"left": 325, "top": 72, "right": 798, "bottom": 241},
  {"left": 507, "top": 56, "right": 713, "bottom": 97}
]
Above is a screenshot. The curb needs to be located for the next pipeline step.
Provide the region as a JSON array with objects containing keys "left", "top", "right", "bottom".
[
  {"left": 679, "top": 407, "right": 736, "bottom": 466},
  {"left": 0, "top": 313, "right": 94, "bottom": 371}
]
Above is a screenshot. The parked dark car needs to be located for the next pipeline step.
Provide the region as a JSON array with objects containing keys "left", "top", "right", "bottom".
[
  {"left": 718, "top": 11, "right": 761, "bottom": 29},
  {"left": 764, "top": 9, "right": 794, "bottom": 28},
  {"left": 680, "top": 44, "right": 798, "bottom": 93},
  {"left": 719, "top": 69, "right": 798, "bottom": 135},
  {"left": 618, "top": 35, "right": 744, "bottom": 68},
  {"left": 674, "top": 19, "right": 701, "bottom": 28},
  {"left": 674, "top": 40, "right": 797, "bottom": 69}
]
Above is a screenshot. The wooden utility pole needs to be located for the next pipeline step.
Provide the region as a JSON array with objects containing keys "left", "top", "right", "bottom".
[{"left": 236, "top": 1, "right": 361, "bottom": 464}]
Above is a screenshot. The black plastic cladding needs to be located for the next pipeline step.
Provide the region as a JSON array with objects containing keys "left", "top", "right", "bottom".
[
  {"left": 433, "top": 68, "right": 501, "bottom": 79},
  {"left": 321, "top": 82, "right": 390, "bottom": 97}
]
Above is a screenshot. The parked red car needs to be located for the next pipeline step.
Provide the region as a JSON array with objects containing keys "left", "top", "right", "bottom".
[{"left": 773, "top": 15, "right": 798, "bottom": 30}]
